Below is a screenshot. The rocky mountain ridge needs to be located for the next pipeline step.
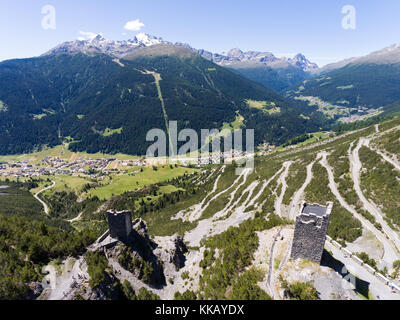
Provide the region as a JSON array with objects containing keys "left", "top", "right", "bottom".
[{"left": 44, "top": 33, "right": 318, "bottom": 73}]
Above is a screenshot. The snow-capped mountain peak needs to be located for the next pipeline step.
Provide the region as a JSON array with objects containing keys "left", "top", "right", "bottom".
[
  {"left": 90, "top": 34, "right": 106, "bottom": 42},
  {"left": 288, "top": 53, "right": 318, "bottom": 72},
  {"left": 43, "top": 33, "right": 168, "bottom": 58},
  {"left": 43, "top": 34, "right": 318, "bottom": 73},
  {"left": 225, "top": 48, "right": 244, "bottom": 58},
  {"left": 133, "top": 33, "right": 164, "bottom": 46},
  {"left": 188, "top": 47, "right": 318, "bottom": 72}
]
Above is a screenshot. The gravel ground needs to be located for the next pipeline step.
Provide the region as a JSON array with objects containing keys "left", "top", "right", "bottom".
[
  {"left": 346, "top": 229, "right": 384, "bottom": 263},
  {"left": 280, "top": 258, "right": 362, "bottom": 300}
]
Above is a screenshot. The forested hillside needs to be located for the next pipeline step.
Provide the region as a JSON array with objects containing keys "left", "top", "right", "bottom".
[
  {"left": 226, "top": 62, "right": 311, "bottom": 93},
  {"left": 0, "top": 45, "right": 324, "bottom": 156},
  {"left": 289, "top": 63, "right": 400, "bottom": 109},
  {"left": 2, "top": 115, "right": 400, "bottom": 300},
  {"left": 286, "top": 44, "right": 400, "bottom": 124},
  {"left": 0, "top": 180, "right": 97, "bottom": 299}
]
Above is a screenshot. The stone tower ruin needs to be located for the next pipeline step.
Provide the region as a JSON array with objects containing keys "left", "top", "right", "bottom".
[
  {"left": 290, "top": 201, "right": 333, "bottom": 264},
  {"left": 107, "top": 210, "right": 133, "bottom": 242}
]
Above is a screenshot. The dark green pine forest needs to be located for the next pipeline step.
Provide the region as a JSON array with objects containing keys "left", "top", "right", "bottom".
[
  {"left": 288, "top": 63, "right": 400, "bottom": 109},
  {"left": 0, "top": 180, "right": 98, "bottom": 300}
]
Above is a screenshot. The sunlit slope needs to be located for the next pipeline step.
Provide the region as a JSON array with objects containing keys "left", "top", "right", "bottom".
[{"left": 0, "top": 45, "right": 324, "bottom": 156}]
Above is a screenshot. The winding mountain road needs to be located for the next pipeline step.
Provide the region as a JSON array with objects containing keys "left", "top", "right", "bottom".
[
  {"left": 288, "top": 156, "right": 320, "bottom": 221},
  {"left": 185, "top": 166, "right": 226, "bottom": 222},
  {"left": 350, "top": 138, "right": 400, "bottom": 252},
  {"left": 267, "top": 228, "right": 282, "bottom": 299},
  {"left": 320, "top": 152, "right": 399, "bottom": 267},
  {"left": 370, "top": 147, "right": 400, "bottom": 172},
  {"left": 34, "top": 181, "right": 55, "bottom": 215},
  {"left": 212, "top": 168, "right": 252, "bottom": 220},
  {"left": 274, "top": 161, "right": 292, "bottom": 218},
  {"left": 68, "top": 211, "right": 84, "bottom": 223},
  {"left": 325, "top": 241, "right": 400, "bottom": 300},
  {"left": 193, "top": 166, "right": 245, "bottom": 221}
]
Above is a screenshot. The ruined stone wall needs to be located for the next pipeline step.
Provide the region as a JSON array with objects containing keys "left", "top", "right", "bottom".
[
  {"left": 107, "top": 211, "right": 133, "bottom": 242},
  {"left": 290, "top": 213, "right": 330, "bottom": 264}
]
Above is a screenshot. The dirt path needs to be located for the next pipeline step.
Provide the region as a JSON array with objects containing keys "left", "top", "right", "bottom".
[
  {"left": 245, "top": 179, "right": 273, "bottom": 210},
  {"left": 183, "top": 162, "right": 289, "bottom": 246},
  {"left": 367, "top": 123, "right": 400, "bottom": 171},
  {"left": 174, "top": 166, "right": 247, "bottom": 222},
  {"left": 233, "top": 181, "right": 260, "bottom": 211},
  {"left": 141, "top": 70, "right": 174, "bottom": 155},
  {"left": 184, "top": 166, "right": 280, "bottom": 247},
  {"left": 34, "top": 181, "right": 55, "bottom": 215},
  {"left": 42, "top": 256, "right": 88, "bottom": 300},
  {"left": 215, "top": 180, "right": 260, "bottom": 221},
  {"left": 369, "top": 146, "right": 400, "bottom": 172},
  {"left": 68, "top": 211, "right": 84, "bottom": 223},
  {"left": 199, "top": 167, "right": 218, "bottom": 185},
  {"left": 256, "top": 166, "right": 286, "bottom": 211},
  {"left": 288, "top": 156, "right": 320, "bottom": 221},
  {"left": 267, "top": 228, "right": 282, "bottom": 299},
  {"left": 320, "top": 151, "right": 399, "bottom": 268},
  {"left": 180, "top": 167, "right": 225, "bottom": 222},
  {"left": 108, "top": 256, "right": 170, "bottom": 298},
  {"left": 325, "top": 241, "right": 400, "bottom": 300},
  {"left": 274, "top": 161, "right": 292, "bottom": 218},
  {"left": 350, "top": 138, "right": 400, "bottom": 252},
  {"left": 212, "top": 168, "right": 253, "bottom": 220},
  {"left": 276, "top": 128, "right": 366, "bottom": 159}
]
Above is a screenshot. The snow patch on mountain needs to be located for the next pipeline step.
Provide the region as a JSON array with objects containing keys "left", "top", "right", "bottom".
[
  {"left": 176, "top": 44, "right": 318, "bottom": 72},
  {"left": 43, "top": 33, "right": 318, "bottom": 72},
  {"left": 43, "top": 33, "right": 167, "bottom": 58}
]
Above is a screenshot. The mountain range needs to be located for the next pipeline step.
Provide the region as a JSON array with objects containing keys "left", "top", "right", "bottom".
[
  {"left": 287, "top": 42, "right": 400, "bottom": 122},
  {"left": 44, "top": 33, "right": 165, "bottom": 58},
  {"left": 45, "top": 33, "right": 317, "bottom": 71},
  {"left": 45, "top": 33, "right": 318, "bottom": 92},
  {"left": 2, "top": 33, "right": 400, "bottom": 156},
  {"left": 0, "top": 36, "right": 323, "bottom": 156},
  {"left": 192, "top": 47, "right": 318, "bottom": 92}
]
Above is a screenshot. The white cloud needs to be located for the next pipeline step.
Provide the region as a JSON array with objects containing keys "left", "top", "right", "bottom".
[
  {"left": 77, "top": 31, "right": 100, "bottom": 41},
  {"left": 124, "top": 19, "right": 145, "bottom": 31}
]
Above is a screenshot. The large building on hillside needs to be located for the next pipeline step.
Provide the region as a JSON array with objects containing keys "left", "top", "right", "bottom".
[{"left": 290, "top": 202, "right": 333, "bottom": 264}]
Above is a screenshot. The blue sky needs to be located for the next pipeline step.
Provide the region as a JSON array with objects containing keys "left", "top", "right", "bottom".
[{"left": 1, "top": 0, "right": 400, "bottom": 66}]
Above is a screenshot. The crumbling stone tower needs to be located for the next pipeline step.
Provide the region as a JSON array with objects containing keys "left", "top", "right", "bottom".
[
  {"left": 290, "top": 202, "right": 333, "bottom": 264},
  {"left": 107, "top": 210, "right": 133, "bottom": 242}
]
